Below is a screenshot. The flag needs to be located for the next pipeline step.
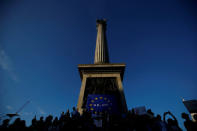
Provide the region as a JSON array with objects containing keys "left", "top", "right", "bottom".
[{"left": 86, "top": 94, "right": 119, "bottom": 114}]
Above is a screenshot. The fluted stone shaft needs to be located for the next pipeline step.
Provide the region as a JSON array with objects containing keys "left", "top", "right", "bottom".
[{"left": 94, "top": 19, "right": 109, "bottom": 64}]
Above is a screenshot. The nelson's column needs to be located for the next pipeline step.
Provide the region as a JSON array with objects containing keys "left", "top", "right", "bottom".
[{"left": 77, "top": 19, "right": 127, "bottom": 115}]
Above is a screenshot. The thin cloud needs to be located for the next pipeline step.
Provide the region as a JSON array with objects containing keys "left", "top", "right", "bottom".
[
  {"left": 37, "top": 107, "right": 46, "bottom": 115},
  {"left": 0, "top": 49, "right": 19, "bottom": 82},
  {"left": 31, "top": 101, "right": 46, "bottom": 115},
  {"left": 21, "top": 112, "right": 34, "bottom": 116},
  {"left": 6, "top": 105, "right": 13, "bottom": 110}
]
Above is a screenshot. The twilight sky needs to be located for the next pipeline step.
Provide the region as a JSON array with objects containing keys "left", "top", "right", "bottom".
[{"left": 0, "top": 0, "right": 197, "bottom": 129}]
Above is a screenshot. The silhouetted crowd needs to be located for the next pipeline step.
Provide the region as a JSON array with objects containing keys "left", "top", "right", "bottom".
[{"left": 1, "top": 107, "right": 197, "bottom": 131}]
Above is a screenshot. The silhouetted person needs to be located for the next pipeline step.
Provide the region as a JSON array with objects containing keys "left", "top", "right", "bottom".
[
  {"left": 153, "top": 114, "right": 168, "bottom": 131},
  {"left": 9, "top": 118, "right": 26, "bottom": 131},
  {"left": 181, "top": 113, "right": 196, "bottom": 131},
  {"left": 52, "top": 117, "right": 59, "bottom": 131},
  {"left": 33, "top": 116, "right": 43, "bottom": 131},
  {"left": 164, "top": 111, "right": 182, "bottom": 131},
  {"left": 193, "top": 114, "right": 197, "bottom": 130},
  {"left": 29, "top": 116, "right": 37, "bottom": 131},
  {"left": 20, "top": 120, "right": 26, "bottom": 131},
  {"left": 65, "top": 109, "right": 70, "bottom": 118},
  {"left": 71, "top": 107, "right": 80, "bottom": 119},
  {"left": 0, "top": 119, "right": 10, "bottom": 131},
  {"left": 147, "top": 109, "right": 154, "bottom": 118}
]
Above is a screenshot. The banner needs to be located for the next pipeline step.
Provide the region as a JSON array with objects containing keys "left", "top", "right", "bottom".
[
  {"left": 86, "top": 94, "right": 118, "bottom": 114},
  {"left": 183, "top": 100, "right": 197, "bottom": 113},
  {"left": 133, "top": 106, "right": 146, "bottom": 115}
]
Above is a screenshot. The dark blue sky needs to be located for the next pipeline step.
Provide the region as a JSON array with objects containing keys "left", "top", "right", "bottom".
[{"left": 0, "top": 0, "right": 197, "bottom": 129}]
